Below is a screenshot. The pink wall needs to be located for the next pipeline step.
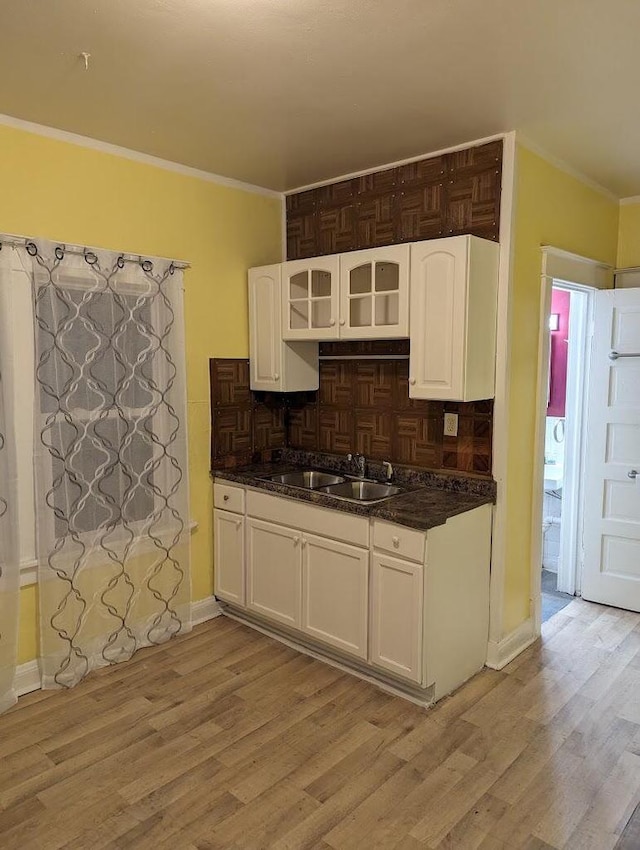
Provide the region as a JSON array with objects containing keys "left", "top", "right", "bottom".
[{"left": 547, "top": 288, "right": 571, "bottom": 418}]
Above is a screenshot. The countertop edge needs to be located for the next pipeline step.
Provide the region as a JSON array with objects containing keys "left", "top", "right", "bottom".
[{"left": 212, "top": 466, "right": 494, "bottom": 532}]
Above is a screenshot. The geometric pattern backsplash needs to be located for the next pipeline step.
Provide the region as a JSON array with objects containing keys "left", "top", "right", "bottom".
[
  {"left": 286, "top": 139, "right": 503, "bottom": 261},
  {"left": 210, "top": 357, "right": 493, "bottom": 477}
]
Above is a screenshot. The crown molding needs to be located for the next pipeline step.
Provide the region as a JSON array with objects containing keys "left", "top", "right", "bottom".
[
  {"left": 516, "top": 134, "right": 619, "bottom": 203},
  {"left": 0, "top": 112, "right": 283, "bottom": 200},
  {"left": 620, "top": 195, "right": 640, "bottom": 206},
  {"left": 286, "top": 132, "right": 511, "bottom": 195}
]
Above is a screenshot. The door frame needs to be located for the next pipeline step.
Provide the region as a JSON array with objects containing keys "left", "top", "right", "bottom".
[
  {"left": 550, "top": 282, "right": 593, "bottom": 596},
  {"left": 530, "top": 247, "right": 613, "bottom": 634}
]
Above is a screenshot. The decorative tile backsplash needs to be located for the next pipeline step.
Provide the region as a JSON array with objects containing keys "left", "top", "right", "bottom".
[
  {"left": 286, "top": 139, "right": 503, "bottom": 260},
  {"left": 210, "top": 356, "right": 493, "bottom": 477},
  {"left": 209, "top": 360, "right": 287, "bottom": 468}
]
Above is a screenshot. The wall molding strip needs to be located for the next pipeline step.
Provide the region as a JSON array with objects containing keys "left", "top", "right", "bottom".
[
  {"left": 286, "top": 132, "right": 510, "bottom": 194},
  {"left": 0, "top": 112, "right": 282, "bottom": 200}
]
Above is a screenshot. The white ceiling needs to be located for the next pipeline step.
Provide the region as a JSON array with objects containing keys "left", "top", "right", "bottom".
[{"left": 1, "top": 0, "right": 639, "bottom": 195}]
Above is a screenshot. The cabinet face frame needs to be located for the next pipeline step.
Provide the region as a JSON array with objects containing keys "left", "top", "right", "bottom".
[
  {"left": 370, "top": 552, "right": 424, "bottom": 684},
  {"left": 282, "top": 256, "right": 340, "bottom": 341},
  {"left": 246, "top": 517, "right": 302, "bottom": 628},
  {"left": 301, "top": 532, "right": 369, "bottom": 659},
  {"left": 339, "top": 245, "right": 410, "bottom": 339},
  {"left": 213, "top": 509, "right": 245, "bottom": 606}
]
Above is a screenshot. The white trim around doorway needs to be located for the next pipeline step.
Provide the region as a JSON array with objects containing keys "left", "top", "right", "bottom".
[{"left": 530, "top": 247, "right": 609, "bottom": 633}]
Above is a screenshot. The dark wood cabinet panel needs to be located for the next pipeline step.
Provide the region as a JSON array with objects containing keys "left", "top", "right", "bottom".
[
  {"left": 286, "top": 140, "right": 502, "bottom": 259},
  {"left": 210, "top": 357, "right": 493, "bottom": 477}
]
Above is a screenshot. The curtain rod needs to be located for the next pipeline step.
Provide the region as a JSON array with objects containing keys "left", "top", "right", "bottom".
[{"left": 0, "top": 232, "right": 190, "bottom": 270}]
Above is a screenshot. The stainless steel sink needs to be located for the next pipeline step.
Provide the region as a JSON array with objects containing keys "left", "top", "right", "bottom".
[
  {"left": 266, "top": 470, "right": 346, "bottom": 489},
  {"left": 319, "top": 480, "right": 405, "bottom": 502}
]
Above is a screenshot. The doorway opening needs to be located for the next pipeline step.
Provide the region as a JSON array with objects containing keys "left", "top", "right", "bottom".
[{"left": 540, "top": 281, "right": 594, "bottom": 623}]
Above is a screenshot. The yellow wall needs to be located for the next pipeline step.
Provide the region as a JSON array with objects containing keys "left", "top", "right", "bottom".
[
  {"left": 503, "top": 145, "right": 619, "bottom": 633},
  {"left": 617, "top": 202, "right": 640, "bottom": 268},
  {"left": 0, "top": 123, "right": 283, "bottom": 663}
]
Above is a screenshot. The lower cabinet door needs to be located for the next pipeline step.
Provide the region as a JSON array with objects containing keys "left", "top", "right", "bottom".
[
  {"left": 370, "top": 553, "right": 424, "bottom": 683},
  {"left": 301, "top": 533, "right": 369, "bottom": 660},
  {"left": 214, "top": 509, "right": 245, "bottom": 606},
  {"left": 246, "top": 518, "right": 301, "bottom": 628}
]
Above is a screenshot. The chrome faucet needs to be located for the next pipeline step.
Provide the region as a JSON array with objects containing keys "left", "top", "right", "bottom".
[
  {"left": 347, "top": 452, "right": 367, "bottom": 478},
  {"left": 382, "top": 461, "right": 394, "bottom": 481}
]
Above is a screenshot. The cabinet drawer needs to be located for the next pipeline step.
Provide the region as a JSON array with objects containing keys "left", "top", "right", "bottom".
[
  {"left": 246, "top": 489, "right": 369, "bottom": 547},
  {"left": 373, "top": 520, "right": 425, "bottom": 563},
  {"left": 214, "top": 482, "right": 245, "bottom": 514}
]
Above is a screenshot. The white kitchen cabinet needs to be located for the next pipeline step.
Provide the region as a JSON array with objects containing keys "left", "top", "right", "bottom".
[
  {"left": 213, "top": 509, "right": 245, "bottom": 606},
  {"left": 215, "top": 483, "right": 492, "bottom": 705},
  {"left": 370, "top": 552, "right": 424, "bottom": 683},
  {"left": 409, "top": 235, "right": 499, "bottom": 401},
  {"left": 246, "top": 517, "right": 302, "bottom": 628},
  {"left": 301, "top": 533, "right": 369, "bottom": 660},
  {"left": 248, "top": 264, "right": 319, "bottom": 392},
  {"left": 282, "top": 255, "right": 340, "bottom": 341},
  {"left": 339, "top": 245, "right": 410, "bottom": 339}
]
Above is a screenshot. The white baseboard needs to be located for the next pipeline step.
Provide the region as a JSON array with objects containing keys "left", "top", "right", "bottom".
[
  {"left": 13, "top": 598, "right": 221, "bottom": 699},
  {"left": 15, "top": 660, "right": 41, "bottom": 697},
  {"left": 191, "top": 596, "right": 223, "bottom": 626},
  {"left": 486, "top": 617, "right": 537, "bottom": 670}
]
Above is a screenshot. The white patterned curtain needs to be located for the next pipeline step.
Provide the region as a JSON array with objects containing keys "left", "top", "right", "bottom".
[
  {"left": 0, "top": 249, "right": 20, "bottom": 712},
  {"left": 26, "top": 239, "right": 191, "bottom": 688}
]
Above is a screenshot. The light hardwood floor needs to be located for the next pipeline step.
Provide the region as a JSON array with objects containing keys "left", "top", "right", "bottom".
[{"left": 1, "top": 598, "right": 639, "bottom": 849}]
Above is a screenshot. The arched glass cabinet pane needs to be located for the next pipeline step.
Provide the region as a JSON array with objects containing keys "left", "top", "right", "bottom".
[
  {"left": 374, "top": 262, "right": 400, "bottom": 292},
  {"left": 349, "top": 265, "right": 372, "bottom": 295},
  {"left": 290, "top": 272, "right": 308, "bottom": 300}
]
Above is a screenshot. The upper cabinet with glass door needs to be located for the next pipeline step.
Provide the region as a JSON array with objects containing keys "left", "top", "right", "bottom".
[
  {"left": 339, "top": 245, "right": 410, "bottom": 339},
  {"left": 282, "top": 256, "right": 340, "bottom": 340}
]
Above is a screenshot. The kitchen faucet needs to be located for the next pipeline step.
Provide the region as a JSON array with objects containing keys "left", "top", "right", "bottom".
[{"left": 347, "top": 452, "right": 366, "bottom": 478}]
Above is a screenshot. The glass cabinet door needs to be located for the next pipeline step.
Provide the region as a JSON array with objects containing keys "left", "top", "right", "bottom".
[
  {"left": 282, "top": 256, "right": 340, "bottom": 340},
  {"left": 340, "top": 245, "right": 410, "bottom": 338}
]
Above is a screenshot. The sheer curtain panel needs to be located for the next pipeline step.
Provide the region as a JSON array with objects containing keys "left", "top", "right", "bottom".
[
  {"left": 0, "top": 248, "right": 20, "bottom": 713},
  {"left": 28, "top": 240, "right": 191, "bottom": 688}
]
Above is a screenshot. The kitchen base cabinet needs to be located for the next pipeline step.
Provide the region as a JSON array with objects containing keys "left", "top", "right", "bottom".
[
  {"left": 302, "top": 533, "right": 368, "bottom": 660},
  {"left": 246, "top": 518, "right": 301, "bottom": 629},
  {"left": 214, "top": 483, "right": 492, "bottom": 706},
  {"left": 370, "top": 553, "right": 424, "bottom": 684}
]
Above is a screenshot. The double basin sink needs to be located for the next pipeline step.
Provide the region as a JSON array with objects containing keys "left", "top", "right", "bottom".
[{"left": 263, "top": 470, "right": 405, "bottom": 504}]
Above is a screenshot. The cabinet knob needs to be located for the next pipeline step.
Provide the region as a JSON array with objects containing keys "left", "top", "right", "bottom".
[
  {"left": 409, "top": 378, "right": 416, "bottom": 386},
  {"left": 293, "top": 536, "right": 300, "bottom": 546},
  {"left": 339, "top": 318, "right": 346, "bottom": 326},
  {"left": 273, "top": 373, "right": 280, "bottom": 380},
  {"left": 223, "top": 495, "right": 229, "bottom": 501},
  {"left": 301, "top": 538, "right": 307, "bottom": 548},
  {"left": 329, "top": 318, "right": 336, "bottom": 326},
  {"left": 235, "top": 519, "right": 242, "bottom": 528},
  {"left": 392, "top": 536, "right": 400, "bottom": 548}
]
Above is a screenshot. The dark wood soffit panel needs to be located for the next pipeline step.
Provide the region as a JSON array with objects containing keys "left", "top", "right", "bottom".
[{"left": 286, "top": 139, "right": 502, "bottom": 260}]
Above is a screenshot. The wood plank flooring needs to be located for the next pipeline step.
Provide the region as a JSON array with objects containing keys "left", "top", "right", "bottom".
[{"left": 1, "top": 598, "right": 639, "bottom": 849}]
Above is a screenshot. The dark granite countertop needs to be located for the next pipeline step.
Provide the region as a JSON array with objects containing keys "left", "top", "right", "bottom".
[{"left": 213, "top": 451, "right": 496, "bottom": 532}]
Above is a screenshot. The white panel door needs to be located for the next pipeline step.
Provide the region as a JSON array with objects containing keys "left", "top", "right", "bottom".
[
  {"left": 339, "top": 245, "right": 410, "bottom": 339},
  {"left": 246, "top": 518, "right": 302, "bottom": 628},
  {"left": 248, "top": 265, "right": 282, "bottom": 391},
  {"left": 213, "top": 509, "right": 245, "bottom": 606},
  {"left": 370, "top": 553, "right": 424, "bottom": 683},
  {"left": 408, "top": 237, "right": 467, "bottom": 400},
  {"left": 301, "top": 533, "right": 369, "bottom": 659},
  {"left": 282, "top": 256, "right": 340, "bottom": 340},
  {"left": 582, "top": 289, "right": 640, "bottom": 611}
]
